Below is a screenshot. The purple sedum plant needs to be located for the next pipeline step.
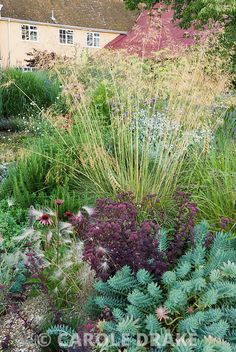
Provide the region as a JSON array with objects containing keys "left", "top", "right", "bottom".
[{"left": 77, "top": 192, "right": 198, "bottom": 280}]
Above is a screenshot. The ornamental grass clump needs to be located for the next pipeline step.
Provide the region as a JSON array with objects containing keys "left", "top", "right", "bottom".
[
  {"left": 53, "top": 45, "right": 231, "bottom": 206},
  {"left": 78, "top": 192, "right": 198, "bottom": 280},
  {"left": 186, "top": 130, "right": 236, "bottom": 228},
  {"left": 90, "top": 222, "right": 236, "bottom": 352},
  {"left": 2, "top": 44, "right": 234, "bottom": 221},
  {"left": 0, "top": 68, "right": 61, "bottom": 118}
]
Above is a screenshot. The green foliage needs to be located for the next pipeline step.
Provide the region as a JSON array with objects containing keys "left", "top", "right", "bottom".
[
  {"left": 187, "top": 130, "right": 236, "bottom": 228},
  {"left": 1, "top": 49, "right": 233, "bottom": 226},
  {"left": 0, "top": 118, "right": 25, "bottom": 132},
  {"left": 38, "top": 312, "right": 83, "bottom": 352},
  {"left": 90, "top": 222, "right": 236, "bottom": 351},
  {"left": 124, "top": 0, "right": 236, "bottom": 29},
  {"left": 0, "top": 133, "right": 96, "bottom": 210},
  {"left": 47, "top": 324, "right": 76, "bottom": 349},
  {"left": 0, "top": 258, "right": 29, "bottom": 314},
  {"left": 0, "top": 199, "right": 28, "bottom": 250},
  {"left": 124, "top": 0, "right": 155, "bottom": 10},
  {"left": 90, "top": 81, "right": 113, "bottom": 124},
  {"left": 9, "top": 260, "right": 27, "bottom": 293},
  {"left": 41, "top": 245, "right": 87, "bottom": 310},
  {"left": 0, "top": 69, "right": 60, "bottom": 118},
  {"left": 47, "top": 324, "right": 76, "bottom": 336}
]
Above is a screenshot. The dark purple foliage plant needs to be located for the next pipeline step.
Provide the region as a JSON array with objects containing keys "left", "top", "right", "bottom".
[{"left": 77, "top": 192, "right": 198, "bottom": 280}]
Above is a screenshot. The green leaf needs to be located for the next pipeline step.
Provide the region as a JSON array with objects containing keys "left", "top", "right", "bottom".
[
  {"left": 176, "top": 261, "right": 192, "bottom": 279},
  {"left": 200, "top": 320, "right": 229, "bottom": 339},
  {"left": 147, "top": 282, "right": 163, "bottom": 301},
  {"left": 117, "top": 316, "right": 140, "bottom": 335},
  {"left": 222, "top": 261, "right": 236, "bottom": 278},
  {"left": 199, "top": 288, "right": 219, "bottom": 308},
  {"left": 136, "top": 269, "right": 153, "bottom": 285},
  {"left": 145, "top": 314, "right": 161, "bottom": 333},
  {"left": 128, "top": 289, "right": 154, "bottom": 308},
  {"left": 162, "top": 271, "right": 177, "bottom": 286}
]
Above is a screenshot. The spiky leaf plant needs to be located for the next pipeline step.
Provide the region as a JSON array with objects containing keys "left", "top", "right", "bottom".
[{"left": 90, "top": 222, "right": 236, "bottom": 351}]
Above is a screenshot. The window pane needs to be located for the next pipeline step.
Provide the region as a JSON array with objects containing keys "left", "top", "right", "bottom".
[
  {"left": 59, "top": 30, "right": 66, "bottom": 43},
  {"left": 67, "top": 30, "right": 74, "bottom": 44},
  {"left": 87, "top": 32, "right": 100, "bottom": 47},
  {"left": 60, "top": 29, "right": 73, "bottom": 44},
  {"left": 30, "top": 30, "right": 37, "bottom": 41},
  {"left": 22, "top": 25, "right": 37, "bottom": 41},
  {"left": 94, "top": 33, "right": 100, "bottom": 47},
  {"left": 22, "top": 25, "right": 29, "bottom": 40},
  {"left": 87, "top": 33, "right": 93, "bottom": 47}
]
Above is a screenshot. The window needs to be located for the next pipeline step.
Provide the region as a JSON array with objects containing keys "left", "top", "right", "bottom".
[
  {"left": 59, "top": 29, "right": 74, "bottom": 44},
  {"left": 21, "top": 25, "right": 38, "bottom": 41},
  {"left": 20, "top": 67, "right": 37, "bottom": 72},
  {"left": 87, "top": 32, "right": 100, "bottom": 48}
]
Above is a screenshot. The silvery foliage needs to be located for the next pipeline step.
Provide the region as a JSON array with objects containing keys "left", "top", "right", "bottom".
[
  {"left": 130, "top": 108, "right": 214, "bottom": 158},
  {"left": 0, "top": 163, "right": 10, "bottom": 183}
]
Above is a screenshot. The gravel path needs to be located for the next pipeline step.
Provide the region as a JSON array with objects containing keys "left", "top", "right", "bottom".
[{"left": 0, "top": 295, "right": 48, "bottom": 352}]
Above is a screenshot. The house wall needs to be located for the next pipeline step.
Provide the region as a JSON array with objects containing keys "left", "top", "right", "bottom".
[{"left": 0, "top": 19, "right": 120, "bottom": 68}]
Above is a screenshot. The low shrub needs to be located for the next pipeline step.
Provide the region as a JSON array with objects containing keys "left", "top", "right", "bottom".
[
  {"left": 0, "top": 68, "right": 60, "bottom": 118},
  {"left": 0, "top": 199, "right": 29, "bottom": 250},
  {"left": 0, "top": 201, "right": 94, "bottom": 330},
  {"left": 0, "top": 118, "right": 26, "bottom": 132},
  {"left": 90, "top": 222, "right": 236, "bottom": 351},
  {"left": 0, "top": 133, "right": 96, "bottom": 210},
  {"left": 78, "top": 192, "right": 198, "bottom": 280},
  {"left": 90, "top": 82, "right": 113, "bottom": 124}
]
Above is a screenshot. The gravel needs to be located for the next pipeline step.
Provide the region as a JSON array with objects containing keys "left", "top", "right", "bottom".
[{"left": 0, "top": 295, "right": 48, "bottom": 352}]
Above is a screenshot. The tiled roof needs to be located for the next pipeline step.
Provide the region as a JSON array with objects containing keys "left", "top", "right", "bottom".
[
  {"left": 107, "top": 5, "right": 206, "bottom": 56},
  {"left": 0, "top": 0, "right": 138, "bottom": 32}
]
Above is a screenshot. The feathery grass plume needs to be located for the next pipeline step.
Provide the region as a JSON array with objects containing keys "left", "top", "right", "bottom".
[
  {"left": 2, "top": 40, "right": 234, "bottom": 214},
  {"left": 53, "top": 44, "right": 230, "bottom": 204},
  {"left": 107, "top": 170, "right": 122, "bottom": 193}
]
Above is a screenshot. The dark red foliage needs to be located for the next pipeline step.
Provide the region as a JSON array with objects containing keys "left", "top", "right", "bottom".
[
  {"left": 220, "top": 217, "right": 234, "bottom": 229},
  {"left": 76, "top": 193, "right": 198, "bottom": 281},
  {"left": 167, "top": 191, "right": 198, "bottom": 264}
]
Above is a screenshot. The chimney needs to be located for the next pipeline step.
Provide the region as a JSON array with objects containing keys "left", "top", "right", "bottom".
[
  {"left": 51, "top": 9, "right": 56, "bottom": 22},
  {"left": 0, "top": 4, "right": 3, "bottom": 18}
]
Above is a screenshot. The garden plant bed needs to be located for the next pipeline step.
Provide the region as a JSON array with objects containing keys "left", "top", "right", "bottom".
[
  {"left": 0, "top": 132, "right": 29, "bottom": 164},
  {"left": 0, "top": 43, "right": 235, "bottom": 352}
]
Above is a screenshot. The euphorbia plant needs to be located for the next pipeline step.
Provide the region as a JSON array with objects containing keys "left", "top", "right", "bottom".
[{"left": 90, "top": 222, "right": 236, "bottom": 352}]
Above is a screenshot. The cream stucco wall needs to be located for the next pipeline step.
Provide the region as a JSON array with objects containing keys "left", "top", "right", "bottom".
[{"left": 0, "top": 19, "right": 120, "bottom": 67}]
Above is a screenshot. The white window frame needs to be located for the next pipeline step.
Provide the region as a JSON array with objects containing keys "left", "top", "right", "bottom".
[
  {"left": 21, "top": 24, "right": 38, "bottom": 42},
  {"left": 87, "top": 32, "right": 100, "bottom": 48},
  {"left": 20, "top": 67, "right": 37, "bottom": 72},
  {"left": 59, "top": 29, "right": 74, "bottom": 45}
]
